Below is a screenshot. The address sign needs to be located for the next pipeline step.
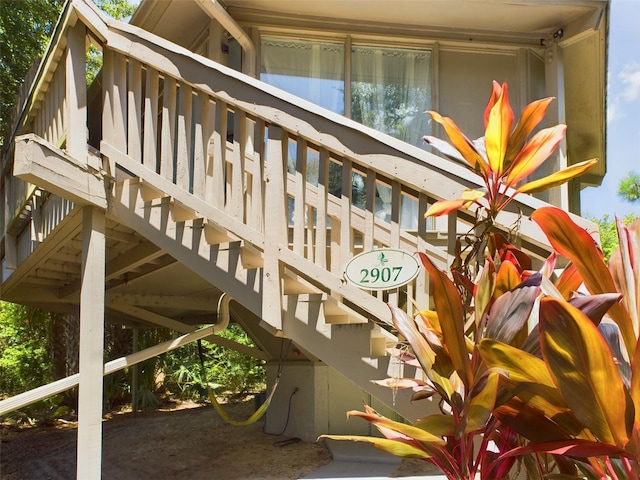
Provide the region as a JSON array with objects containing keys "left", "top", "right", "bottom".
[{"left": 343, "top": 248, "right": 421, "bottom": 291}]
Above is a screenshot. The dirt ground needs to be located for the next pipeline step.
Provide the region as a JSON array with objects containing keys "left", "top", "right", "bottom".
[{"left": 0, "top": 400, "right": 434, "bottom": 479}]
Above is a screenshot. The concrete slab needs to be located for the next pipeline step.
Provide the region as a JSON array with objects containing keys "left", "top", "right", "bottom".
[{"left": 300, "top": 438, "right": 449, "bottom": 480}]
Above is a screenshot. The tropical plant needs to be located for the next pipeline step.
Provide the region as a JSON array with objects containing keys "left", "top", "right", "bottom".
[
  {"left": 321, "top": 82, "right": 605, "bottom": 480},
  {"left": 478, "top": 211, "right": 640, "bottom": 480}
]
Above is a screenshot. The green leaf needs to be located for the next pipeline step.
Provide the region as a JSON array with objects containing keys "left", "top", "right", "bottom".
[
  {"left": 465, "top": 371, "right": 499, "bottom": 434},
  {"left": 347, "top": 408, "right": 446, "bottom": 446},
  {"left": 418, "top": 252, "right": 472, "bottom": 391},
  {"left": 478, "top": 339, "right": 571, "bottom": 419},
  {"left": 539, "top": 297, "right": 632, "bottom": 448},
  {"left": 475, "top": 258, "right": 495, "bottom": 327},
  {"left": 319, "top": 435, "right": 432, "bottom": 460},
  {"left": 413, "top": 414, "right": 456, "bottom": 438}
]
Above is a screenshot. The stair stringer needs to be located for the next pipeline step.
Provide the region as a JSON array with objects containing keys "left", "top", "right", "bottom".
[{"left": 108, "top": 177, "right": 435, "bottom": 423}]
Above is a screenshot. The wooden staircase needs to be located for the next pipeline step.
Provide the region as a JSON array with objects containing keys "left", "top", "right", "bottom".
[{"left": 2, "top": 0, "right": 588, "bottom": 426}]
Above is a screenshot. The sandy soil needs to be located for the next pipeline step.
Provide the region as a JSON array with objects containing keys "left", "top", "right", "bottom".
[{"left": 1, "top": 400, "right": 434, "bottom": 479}]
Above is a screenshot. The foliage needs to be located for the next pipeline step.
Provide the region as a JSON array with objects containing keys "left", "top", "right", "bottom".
[
  {"left": 479, "top": 212, "right": 640, "bottom": 479},
  {"left": 321, "top": 82, "right": 610, "bottom": 480},
  {"left": 618, "top": 172, "right": 640, "bottom": 204},
  {"left": 0, "top": 302, "right": 54, "bottom": 396},
  {"left": 0, "top": 0, "right": 138, "bottom": 146},
  {"left": 0, "top": 0, "right": 63, "bottom": 146},
  {"left": 593, "top": 214, "right": 639, "bottom": 262},
  {"left": 163, "top": 324, "right": 266, "bottom": 402}
]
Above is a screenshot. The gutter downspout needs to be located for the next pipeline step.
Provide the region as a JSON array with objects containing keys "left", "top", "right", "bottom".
[{"left": 194, "top": 0, "right": 256, "bottom": 77}]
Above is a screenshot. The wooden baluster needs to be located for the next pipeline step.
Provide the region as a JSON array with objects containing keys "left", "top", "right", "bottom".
[
  {"left": 211, "top": 101, "right": 227, "bottom": 209},
  {"left": 192, "top": 91, "right": 210, "bottom": 200},
  {"left": 176, "top": 83, "right": 192, "bottom": 191},
  {"left": 316, "top": 148, "right": 329, "bottom": 270},
  {"left": 55, "top": 67, "right": 63, "bottom": 147},
  {"left": 340, "top": 158, "right": 353, "bottom": 270},
  {"left": 113, "top": 53, "right": 127, "bottom": 153},
  {"left": 293, "top": 138, "right": 307, "bottom": 256},
  {"left": 247, "top": 119, "right": 265, "bottom": 231},
  {"left": 143, "top": 67, "right": 159, "bottom": 172},
  {"left": 231, "top": 110, "right": 247, "bottom": 220},
  {"left": 127, "top": 59, "right": 142, "bottom": 163},
  {"left": 447, "top": 211, "right": 458, "bottom": 267},
  {"left": 364, "top": 171, "right": 376, "bottom": 252},
  {"left": 161, "top": 76, "right": 177, "bottom": 183},
  {"left": 415, "top": 193, "right": 430, "bottom": 309},
  {"left": 65, "top": 22, "right": 86, "bottom": 160},
  {"left": 101, "top": 49, "right": 114, "bottom": 174},
  {"left": 388, "top": 180, "right": 402, "bottom": 307}
]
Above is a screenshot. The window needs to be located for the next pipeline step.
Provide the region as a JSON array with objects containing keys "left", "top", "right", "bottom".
[{"left": 261, "top": 37, "right": 431, "bottom": 147}]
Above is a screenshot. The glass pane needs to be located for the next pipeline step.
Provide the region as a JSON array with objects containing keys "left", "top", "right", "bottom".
[
  {"left": 351, "top": 45, "right": 431, "bottom": 147},
  {"left": 261, "top": 37, "right": 345, "bottom": 115}
]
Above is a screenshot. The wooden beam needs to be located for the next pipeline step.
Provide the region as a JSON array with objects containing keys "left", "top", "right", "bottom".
[
  {"left": 77, "top": 207, "right": 106, "bottom": 478},
  {"left": 58, "top": 241, "right": 163, "bottom": 298},
  {"left": 108, "top": 301, "right": 195, "bottom": 333},
  {"left": 106, "top": 293, "right": 222, "bottom": 311},
  {"left": 0, "top": 324, "right": 220, "bottom": 416},
  {"left": 14, "top": 134, "right": 107, "bottom": 209}
]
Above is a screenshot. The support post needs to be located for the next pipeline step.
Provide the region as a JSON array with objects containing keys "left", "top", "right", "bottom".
[
  {"left": 131, "top": 328, "right": 139, "bottom": 416},
  {"left": 77, "top": 207, "right": 106, "bottom": 479},
  {"left": 544, "top": 42, "right": 569, "bottom": 210}
]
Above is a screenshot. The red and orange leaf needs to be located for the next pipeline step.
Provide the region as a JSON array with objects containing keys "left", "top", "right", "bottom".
[
  {"left": 555, "top": 263, "right": 583, "bottom": 300},
  {"left": 631, "top": 339, "right": 640, "bottom": 426},
  {"left": 483, "top": 81, "right": 502, "bottom": 128},
  {"left": 424, "top": 190, "right": 485, "bottom": 218},
  {"left": 539, "top": 298, "right": 632, "bottom": 448},
  {"left": 428, "top": 111, "right": 489, "bottom": 175},
  {"left": 389, "top": 304, "right": 453, "bottom": 400},
  {"left": 517, "top": 159, "right": 598, "bottom": 194},
  {"left": 505, "top": 97, "right": 555, "bottom": 163},
  {"left": 479, "top": 339, "right": 570, "bottom": 417},
  {"left": 418, "top": 252, "right": 472, "bottom": 390},
  {"left": 499, "top": 439, "right": 630, "bottom": 460},
  {"left": 494, "top": 260, "right": 522, "bottom": 299},
  {"left": 609, "top": 218, "right": 640, "bottom": 337},
  {"left": 532, "top": 206, "right": 636, "bottom": 356},
  {"left": 484, "top": 83, "right": 513, "bottom": 175},
  {"left": 505, "top": 125, "right": 566, "bottom": 187}
]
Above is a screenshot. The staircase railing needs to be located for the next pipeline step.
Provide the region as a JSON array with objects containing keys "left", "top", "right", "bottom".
[{"left": 5, "top": 0, "right": 594, "bottom": 325}]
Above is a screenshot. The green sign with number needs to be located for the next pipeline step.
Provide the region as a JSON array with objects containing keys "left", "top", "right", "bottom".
[{"left": 343, "top": 248, "right": 421, "bottom": 291}]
